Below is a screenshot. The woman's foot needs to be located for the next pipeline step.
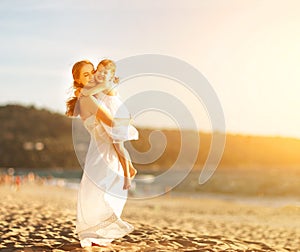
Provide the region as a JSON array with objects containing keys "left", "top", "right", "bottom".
[
  {"left": 81, "top": 239, "right": 110, "bottom": 248},
  {"left": 91, "top": 242, "right": 111, "bottom": 247}
]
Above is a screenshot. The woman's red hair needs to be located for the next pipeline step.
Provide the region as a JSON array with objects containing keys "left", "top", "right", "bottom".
[{"left": 65, "top": 60, "right": 94, "bottom": 117}]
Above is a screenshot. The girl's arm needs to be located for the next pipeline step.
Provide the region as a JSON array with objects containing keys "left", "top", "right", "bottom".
[{"left": 81, "top": 83, "right": 107, "bottom": 96}]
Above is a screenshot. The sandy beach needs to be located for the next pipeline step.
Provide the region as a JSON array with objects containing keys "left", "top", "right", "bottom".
[{"left": 1, "top": 183, "right": 300, "bottom": 252}]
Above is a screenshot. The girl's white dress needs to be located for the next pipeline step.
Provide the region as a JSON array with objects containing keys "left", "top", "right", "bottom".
[{"left": 75, "top": 92, "right": 138, "bottom": 247}]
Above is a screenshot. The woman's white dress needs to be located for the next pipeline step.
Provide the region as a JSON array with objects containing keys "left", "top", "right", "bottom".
[{"left": 75, "top": 92, "right": 138, "bottom": 247}]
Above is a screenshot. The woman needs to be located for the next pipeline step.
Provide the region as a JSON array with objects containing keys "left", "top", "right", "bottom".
[{"left": 66, "top": 60, "right": 134, "bottom": 248}]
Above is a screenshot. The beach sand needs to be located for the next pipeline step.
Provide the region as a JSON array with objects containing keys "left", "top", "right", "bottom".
[{"left": 1, "top": 183, "right": 300, "bottom": 251}]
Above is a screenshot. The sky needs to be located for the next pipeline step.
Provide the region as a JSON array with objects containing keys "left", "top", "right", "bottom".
[{"left": 1, "top": 0, "right": 300, "bottom": 138}]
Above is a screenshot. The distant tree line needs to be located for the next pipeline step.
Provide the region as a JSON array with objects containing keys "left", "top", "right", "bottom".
[{"left": 0, "top": 104, "right": 299, "bottom": 170}]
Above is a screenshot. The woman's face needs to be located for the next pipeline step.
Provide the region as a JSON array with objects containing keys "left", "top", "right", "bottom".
[{"left": 77, "top": 64, "right": 94, "bottom": 86}]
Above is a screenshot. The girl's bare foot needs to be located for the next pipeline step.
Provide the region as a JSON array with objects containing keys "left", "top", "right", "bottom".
[
  {"left": 129, "top": 164, "right": 137, "bottom": 179},
  {"left": 123, "top": 176, "right": 131, "bottom": 190}
]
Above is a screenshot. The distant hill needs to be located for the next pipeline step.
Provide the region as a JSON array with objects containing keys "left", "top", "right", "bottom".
[
  {"left": 0, "top": 104, "right": 299, "bottom": 170},
  {"left": 0, "top": 104, "right": 76, "bottom": 168}
]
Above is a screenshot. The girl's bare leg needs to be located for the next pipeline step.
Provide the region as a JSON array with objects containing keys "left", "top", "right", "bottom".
[
  {"left": 120, "top": 144, "right": 137, "bottom": 179},
  {"left": 113, "top": 143, "right": 136, "bottom": 190},
  {"left": 113, "top": 143, "right": 137, "bottom": 178},
  {"left": 128, "top": 161, "right": 137, "bottom": 179}
]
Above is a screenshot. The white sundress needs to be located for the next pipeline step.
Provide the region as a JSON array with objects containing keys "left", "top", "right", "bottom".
[{"left": 75, "top": 91, "right": 138, "bottom": 247}]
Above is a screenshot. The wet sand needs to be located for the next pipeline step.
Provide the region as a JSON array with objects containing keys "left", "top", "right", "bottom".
[{"left": 1, "top": 183, "right": 300, "bottom": 251}]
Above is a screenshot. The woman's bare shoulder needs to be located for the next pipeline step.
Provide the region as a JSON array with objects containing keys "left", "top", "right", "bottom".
[
  {"left": 79, "top": 96, "right": 98, "bottom": 112},
  {"left": 79, "top": 95, "right": 95, "bottom": 105}
]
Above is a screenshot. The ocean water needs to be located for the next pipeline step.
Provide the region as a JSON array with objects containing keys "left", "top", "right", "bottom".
[{"left": 2, "top": 166, "right": 300, "bottom": 207}]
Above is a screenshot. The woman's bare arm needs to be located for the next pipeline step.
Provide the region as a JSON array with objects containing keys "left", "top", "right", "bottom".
[
  {"left": 95, "top": 106, "right": 113, "bottom": 127},
  {"left": 79, "top": 95, "right": 113, "bottom": 127}
]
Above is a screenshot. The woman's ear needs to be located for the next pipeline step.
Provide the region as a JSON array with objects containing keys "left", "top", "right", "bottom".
[{"left": 74, "top": 78, "right": 81, "bottom": 85}]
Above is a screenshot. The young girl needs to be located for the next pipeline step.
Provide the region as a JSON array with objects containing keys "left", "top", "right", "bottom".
[{"left": 76, "top": 59, "right": 138, "bottom": 190}]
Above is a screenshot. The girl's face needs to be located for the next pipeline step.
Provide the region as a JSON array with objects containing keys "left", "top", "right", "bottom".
[
  {"left": 94, "top": 64, "right": 106, "bottom": 83},
  {"left": 77, "top": 64, "right": 94, "bottom": 86},
  {"left": 105, "top": 69, "right": 114, "bottom": 82},
  {"left": 104, "top": 63, "right": 115, "bottom": 81}
]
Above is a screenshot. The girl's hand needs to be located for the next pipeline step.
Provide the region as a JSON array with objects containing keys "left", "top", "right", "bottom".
[{"left": 113, "top": 76, "right": 119, "bottom": 84}]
